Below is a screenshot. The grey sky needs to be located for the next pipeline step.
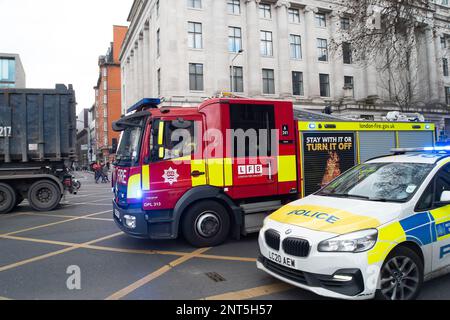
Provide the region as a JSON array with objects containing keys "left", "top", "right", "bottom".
[{"left": 0, "top": 0, "right": 132, "bottom": 113}]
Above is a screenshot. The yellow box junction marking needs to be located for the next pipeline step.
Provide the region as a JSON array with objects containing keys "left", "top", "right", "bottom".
[
  {"left": 106, "top": 247, "right": 211, "bottom": 300},
  {"left": 202, "top": 283, "right": 292, "bottom": 300}
]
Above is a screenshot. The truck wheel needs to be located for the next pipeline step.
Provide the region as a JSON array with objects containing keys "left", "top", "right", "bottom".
[
  {"left": 376, "top": 246, "right": 424, "bottom": 300},
  {"left": 0, "top": 183, "right": 16, "bottom": 214},
  {"left": 28, "top": 180, "right": 61, "bottom": 212},
  {"left": 182, "top": 200, "right": 231, "bottom": 248}
]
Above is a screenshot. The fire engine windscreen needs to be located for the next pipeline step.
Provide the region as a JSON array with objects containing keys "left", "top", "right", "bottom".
[
  {"left": 317, "top": 163, "right": 434, "bottom": 203},
  {"left": 115, "top": 118, "right": 145, "bottom": 166}
]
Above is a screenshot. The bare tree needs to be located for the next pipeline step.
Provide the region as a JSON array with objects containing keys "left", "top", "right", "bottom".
[{"left": 332, "top": 0, "right": 432, "bottom": 69}]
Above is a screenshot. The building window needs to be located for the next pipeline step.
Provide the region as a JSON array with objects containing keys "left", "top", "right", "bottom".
[
  {"left": 290, "top": 34, "right": 302, "bottom": 59},
  {"left": 319, "top": 74, "right": 330, "bottom": 97},
  {"left": 229, "top": 27, "right": 242, "bottom": 52},
  {"left": 344, "top": 76, "right": 354, "bottom": 97},
  {"left": 442, "top": 37, "right": 447, "bottom": 49},
  {"left": 341, "top": 17, "right": 350, "bottom": 30},
  {"left": 442, "top": 0, "right": 449, "bottom": 6},
  {"left": 103, "top": 80, "right": 107, "bottom": 91},
  {"left": 104, "top": 107, "right": 108, "bottom": 117},
  {"left": 0, "top": 58, "right": 15, "bottom": 82},
  {"left": 187, "top": 0, "right": 202, "bottom": 9},
  {"left": 189, "top": 63, "right": 204, "bottom": 91},
  {"left": 102, "top": 67, "right": 107, "bottom": 77},
  {"left": 446, "top": 87, "right": 450, "bottom": 104},
  {"left": 317, "top": 38, "right": 328, "bottom": 62},
  {"left": 157, "top": 29, "right": 160, "bottom": 56},
  {"left": 292, "top": 71, "right": 304, "bottom": 96},
  {"left": 227, "top": 0, "right": 240, "bottom": 14},
  {"left": 342, "top": 42, "right": 352, "bottom": 64},
  {"left": 230, "top": 66, "right": 244, "bottom": 93},
  {"left": 260, "top": 31, "right": 273, "bottom": 56},
  {"left": 188, "top": 22, "right": 202, "bottom": 49},
  {"left": 103, "top": 95, "right": 108, "bottom": 104},
  {"left": 315, "top": 13, "right": 326, "bottom": 27},
  {"left": 444, "top": 58, "right": 449, "bottom": 77},
  {"left": 259, "top": 3, "right": 271, "bottom": 19},
  {"left": 157, "top": 68, "right": 161, "bottom": 96},
  {"left": 262, "top": 69, "right": 275, "bottom": 94},
  {"left": 288, "top": 8, "right": 300, "bottom": 23}
]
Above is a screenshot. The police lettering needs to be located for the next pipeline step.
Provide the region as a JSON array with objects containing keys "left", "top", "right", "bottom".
[{"left": 287, "top": 210, "right": 341, "bottom": 224}]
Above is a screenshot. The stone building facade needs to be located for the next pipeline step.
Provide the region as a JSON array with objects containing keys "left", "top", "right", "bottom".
[{"left": 120, "top": 0, "right": 450, "bottom": 139}]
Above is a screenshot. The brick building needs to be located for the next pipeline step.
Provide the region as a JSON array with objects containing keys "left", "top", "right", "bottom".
[{"left": 93, "top": 25, "right": 128, "bottom": 162}]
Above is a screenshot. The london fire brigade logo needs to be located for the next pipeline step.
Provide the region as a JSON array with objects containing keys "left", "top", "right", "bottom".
[{"left": 163, "top": 167, "right": 179, "bottom": 185}]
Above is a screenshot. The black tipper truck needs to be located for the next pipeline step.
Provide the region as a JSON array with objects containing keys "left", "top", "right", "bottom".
[{"left": 0, "top": 84, "right": 78, "bottom": 214}]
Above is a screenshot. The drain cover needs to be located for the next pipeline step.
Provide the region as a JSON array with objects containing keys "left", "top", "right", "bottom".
[{"left": 205, "top": 272, "right": 226, "bottom": 283}]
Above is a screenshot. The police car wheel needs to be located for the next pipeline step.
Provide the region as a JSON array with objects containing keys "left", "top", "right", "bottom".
[
  {"left": 377, "top": 246, "right": 424, "bottom": 301},
  {"left": 0, "top": 183, "right": 16, "bottom": 214},
  {"left": 182, "top": 200, "right": 231, "bottom": 248}
]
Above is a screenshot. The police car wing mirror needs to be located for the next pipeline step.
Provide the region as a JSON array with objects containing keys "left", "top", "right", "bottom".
[{"left": 440, "top": 191, "right": 450, "bottom": 203}]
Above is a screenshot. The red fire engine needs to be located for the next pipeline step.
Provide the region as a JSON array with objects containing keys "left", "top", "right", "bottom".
[{"left": 111, "top": 98, "right": 435, "bottom": 247}]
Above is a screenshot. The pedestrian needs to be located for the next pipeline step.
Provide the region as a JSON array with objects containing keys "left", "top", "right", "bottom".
[
  {"left": 101, "top": 163, "right": 110, "bottom": 183},
  {"left": 93, "top": 162, "right": 101, "bottom": 184}
]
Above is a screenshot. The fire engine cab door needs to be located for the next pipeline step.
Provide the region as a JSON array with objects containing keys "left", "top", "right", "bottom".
[
  {"left": 229, "top": 104, "right": 278, "bottom": 198},
  {"left": 144, "top": 117, "right": 202, "bottom": 211}
]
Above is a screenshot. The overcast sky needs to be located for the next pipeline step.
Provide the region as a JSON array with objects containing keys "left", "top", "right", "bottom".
[{"left": 0, "top": 0, "right": 133, "bottom": 113}]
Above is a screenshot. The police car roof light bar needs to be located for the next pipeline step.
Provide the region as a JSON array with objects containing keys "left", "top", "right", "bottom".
[
  {"left": 127, "top": 98, "right": 162, "bottom": 113},
  {"left": 391, "top": 146, "right": 450, "bottom": 154}
]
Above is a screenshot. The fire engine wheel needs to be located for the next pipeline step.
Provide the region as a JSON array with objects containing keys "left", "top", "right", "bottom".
[
  {"left": 376, "top": 246, "right": 423, "bottom": 301},
  {"left": 28, "top": 180, "right": 61, "bottom": 212},
  {"left": 0, "top": 183, "right": 16, "bottom": 214},
  {"left": 182, "top": 200, "right": 231, "bottom": 248}
]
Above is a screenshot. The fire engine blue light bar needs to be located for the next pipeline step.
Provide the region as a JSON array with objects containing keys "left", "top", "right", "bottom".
[{"left": 127, "top": 98, "right": 161, "bottom": 113}]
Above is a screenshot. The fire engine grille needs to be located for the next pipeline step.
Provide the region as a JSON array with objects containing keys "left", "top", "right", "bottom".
[
  {"left": 282, "top": 238, "right": 311, "bottom": 258},
  {"left": 265, "top": 229, "right": 281, "bottom": 251}
]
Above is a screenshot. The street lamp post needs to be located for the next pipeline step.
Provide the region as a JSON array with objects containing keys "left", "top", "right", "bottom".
[{"left": 230, "top": 49, "right": 244, "bottom": 94}]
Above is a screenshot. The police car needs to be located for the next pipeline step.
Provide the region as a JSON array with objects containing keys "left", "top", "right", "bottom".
[{"left": 257, "top": 147, "right": 450, "bottom": 300}]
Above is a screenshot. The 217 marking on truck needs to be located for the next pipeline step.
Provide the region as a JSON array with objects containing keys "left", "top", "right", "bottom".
[{"left": 0, "top": 126, "right": 12, "bottom": 138}]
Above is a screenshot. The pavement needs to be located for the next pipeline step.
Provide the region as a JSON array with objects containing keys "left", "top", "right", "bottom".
[{"left": 0, "top": 172, "right": 449, "bottom": 300}]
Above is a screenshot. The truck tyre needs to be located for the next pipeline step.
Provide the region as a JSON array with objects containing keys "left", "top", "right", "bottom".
[
  {"left": 0, "top": 183, "right": 16, "bottom": 214},
  {"left": 376, "top": 246, "right": 424, "bottom": 301},
  {"left": 27, "top": 180, "right": 61, "bottom": 212},
  {"left": 182, "top": 200, "right": 231, "bottom": 248}
]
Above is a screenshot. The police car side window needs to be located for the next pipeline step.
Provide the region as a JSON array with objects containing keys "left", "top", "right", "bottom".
[{"left": 434, "top": 164, "right": 450, "bottom": 205}]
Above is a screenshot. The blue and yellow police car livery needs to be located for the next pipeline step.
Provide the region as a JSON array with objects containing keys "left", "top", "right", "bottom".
[{"left": 257, "top": 147, "right": 450, "bottom": 300}]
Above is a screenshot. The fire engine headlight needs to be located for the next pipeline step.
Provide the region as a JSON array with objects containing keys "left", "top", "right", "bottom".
[
  {"left": 318, "top": 229, "right": 378, "bottom": 253},
  {"left": 124, "top": 215, "right": 137, "bottom": 229}
]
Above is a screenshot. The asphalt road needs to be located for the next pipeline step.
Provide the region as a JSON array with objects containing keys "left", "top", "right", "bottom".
[{"left": 0, "top": 172, "right": 449, "bottom": 300}]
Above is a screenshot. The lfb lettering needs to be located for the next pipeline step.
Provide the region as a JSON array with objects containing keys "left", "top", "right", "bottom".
[
  {"left": 287, "top": 210, "right": 341, "bottom": 224},
  {"left": 66, "top": 265, "right": 81, "bottom": 290},
  {"left": 440, "top": 245, "right": 450, "bottom": 259}
]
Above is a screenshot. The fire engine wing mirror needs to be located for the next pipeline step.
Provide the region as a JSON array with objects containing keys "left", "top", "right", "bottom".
[
  {"left": 112, "top": 121, "right": 125, "bottom": 132},
  {"left": 440, "top": 191, "right": 450, "bottom": 203}
]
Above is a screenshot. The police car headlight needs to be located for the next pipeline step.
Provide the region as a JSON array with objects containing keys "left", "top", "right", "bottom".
[{"left": 318, "top": 229, "right": 378, "bottom": 253}]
